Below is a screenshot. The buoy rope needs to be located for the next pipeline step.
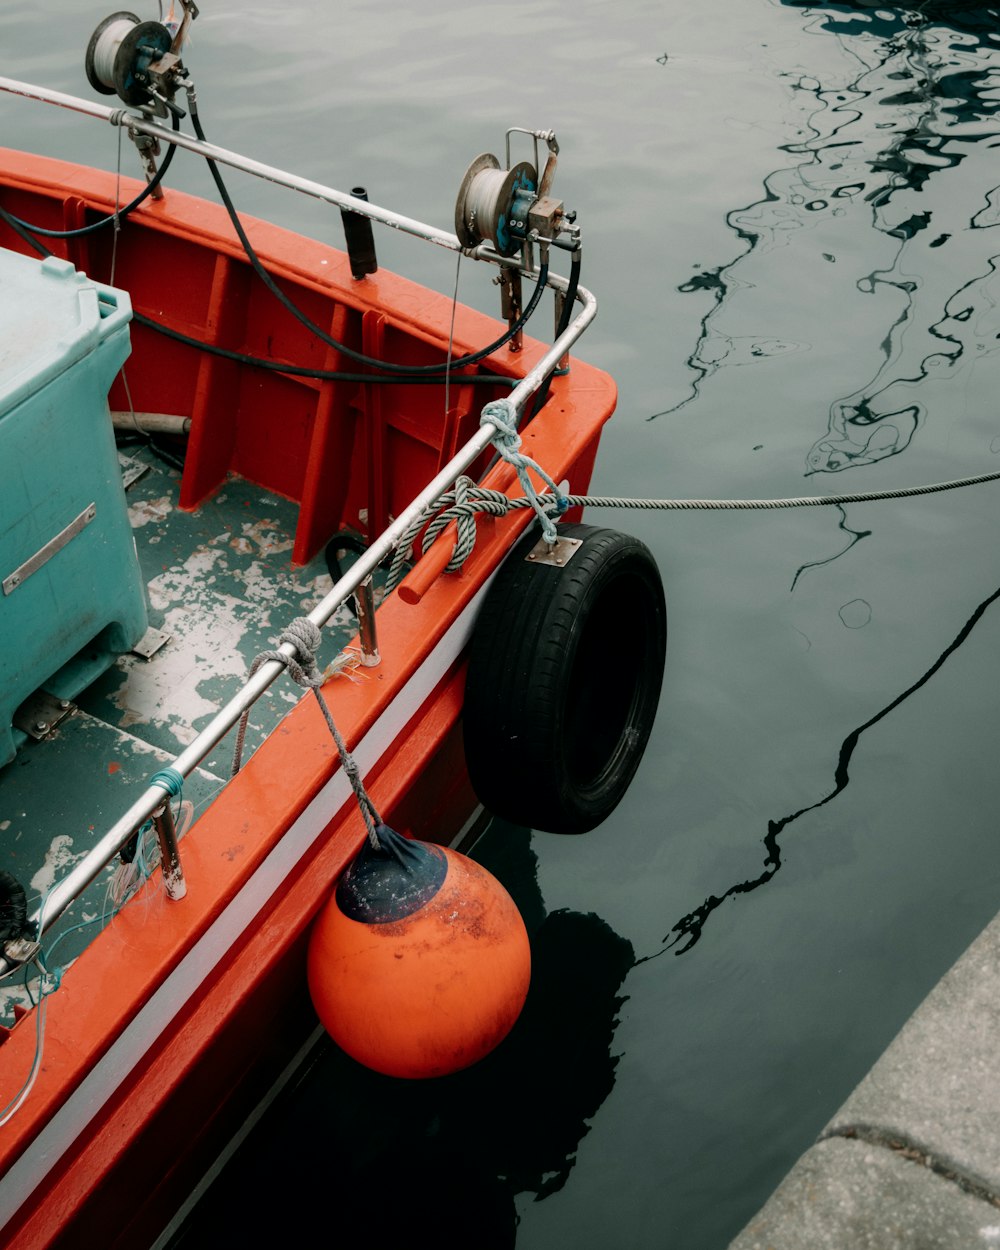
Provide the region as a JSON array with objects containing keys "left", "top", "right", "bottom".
[
  {"left": 384, "top": 460, "right": 1000, "bottom": 591},
  {"left": 232, "top": 619, "right": 383, "bottom": 848}
]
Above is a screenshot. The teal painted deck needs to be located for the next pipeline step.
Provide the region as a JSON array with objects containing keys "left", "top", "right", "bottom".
[{"left": 0, "top": 443, "right": 367, "bottom": 1025}]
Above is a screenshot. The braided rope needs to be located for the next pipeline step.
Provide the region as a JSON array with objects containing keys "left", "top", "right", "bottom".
[
  {"left": 381, "top": 468, "right": 1000, "bottom": 596},
  {"left": 231, "top": 618, "right": 382, "bottom": 847},
  {"left": 385, "top": 477, "right": 512, "bottom": 593},
  {"left": 385, "top": 396, "right": 1000, "bottom": 598},
  {"left": 548, "top": 469, "right": 1000, "bottom": 510}
]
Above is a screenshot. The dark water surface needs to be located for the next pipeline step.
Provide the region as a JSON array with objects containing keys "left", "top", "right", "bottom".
[{"left": 6, "top": 1, "right": 1000, "bottom": 1246}]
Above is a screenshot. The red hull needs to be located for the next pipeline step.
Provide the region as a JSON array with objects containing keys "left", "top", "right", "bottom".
[{"left": 0, "top": 150, "right": 615, "bottom": 1247}]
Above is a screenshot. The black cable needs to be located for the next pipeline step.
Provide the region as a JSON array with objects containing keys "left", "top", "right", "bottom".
[
  {"left": 0, "top": 204, "right": 513, "bottom": 387},
  {"left": 130, "top": 311, "right": 515, "bottom": 385},
  {"left": 188, "top": 102, "right": 550, "bottom": 376},
  {"left": 0, "top": 204, "right": 50, "bottom": 256},
  {"left": 4, "top": 113, "right": 181, "bottom": 239},
  {"left": 529, "top": 247, "right": 581, "bottom": 417},
  {"left": 3, "top": 104, "right": 557, "bottom": 393},
  {"left": 0, "top": 207, "right": 187, "bottom": 471}
]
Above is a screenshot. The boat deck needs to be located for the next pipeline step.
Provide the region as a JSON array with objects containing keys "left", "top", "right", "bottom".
[{"left": 0, "top": 442, "right": 366, "bottom": 1025}]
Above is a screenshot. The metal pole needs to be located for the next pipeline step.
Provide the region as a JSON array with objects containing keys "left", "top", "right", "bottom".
[
  {"left": 0, "top": 78, "right": 459, "bottom": 252},
  {"left": 0, "top": 74, "right": 600, "bottom": 967},
  {"left": 12, "top": 278, "right": 595, "bottom": 951},
  {"left": 0, "top": 79, "right": 582, "bottom": 254},
  {"left": 152, "top": 802, "right": 186, "bottom": 901},
  {"left": 353, "top": 576, "right": 381, "bottom": 667}
]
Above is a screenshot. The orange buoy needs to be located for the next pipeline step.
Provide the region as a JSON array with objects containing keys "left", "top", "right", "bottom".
[{"left": 307, "top": 824, "right": 531, "bottom": 1079}]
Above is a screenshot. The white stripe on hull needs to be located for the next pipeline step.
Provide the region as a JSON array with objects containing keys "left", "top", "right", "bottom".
[{"left": 0, "top": 583, "right": 489, "bottom": 1230}]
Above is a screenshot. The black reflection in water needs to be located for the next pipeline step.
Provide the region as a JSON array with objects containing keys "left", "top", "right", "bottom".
[
  {"left": 657, "top": 1, "right": 1000, "bottom": 485},
  {"left": 172, "top": 828, "right": 633, "bottom": 1246},
  {"left": 647, "top": 584, "right": 1000, "bottom": 960},
  {"left": 790, "top": 503, "right": 871, "bottom": 590}
]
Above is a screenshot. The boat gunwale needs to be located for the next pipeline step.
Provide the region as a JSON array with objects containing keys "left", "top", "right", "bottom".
[
  {"left": 0, "top": 142, "right": 604, "bottom": 956},
  {"left": 0, "top": 146, "right": 616, "bottom": 1234}
]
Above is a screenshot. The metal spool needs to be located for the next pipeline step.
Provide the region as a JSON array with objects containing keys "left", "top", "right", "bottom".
[
  {"left": 86, "top": 12, "right": 141, "bottom": 94},
  {"left": 85, "top": 11, "right": 173, "bottom": 106},
  {"left": 454, "top": 154, "right": 537, "bottom": 257}
]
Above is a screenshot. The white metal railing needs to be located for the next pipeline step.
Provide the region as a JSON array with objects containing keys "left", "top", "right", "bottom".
[{"left": 0, "top": 77, "right": 597, "bottom": 970}]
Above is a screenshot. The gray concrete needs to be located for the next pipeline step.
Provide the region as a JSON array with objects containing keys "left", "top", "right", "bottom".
[
  {"left": 828, "top": 914, "right": 1000, "bottom": 1196},
  {"left": 730, "top": 1137, "right": 1000, "bottom": 1250},
  {"left": 728, "top": 912, "right": 1000, "bottom": 1248}
]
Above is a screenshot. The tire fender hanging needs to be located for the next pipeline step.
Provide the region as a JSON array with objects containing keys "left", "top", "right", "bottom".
[{"left": 463, "top": 521, "right": 666, "bottom": 834}]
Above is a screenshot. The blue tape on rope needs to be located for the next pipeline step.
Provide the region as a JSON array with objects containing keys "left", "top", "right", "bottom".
[{"left": 149, "top": 767, "right": 184, "bottom": 797}]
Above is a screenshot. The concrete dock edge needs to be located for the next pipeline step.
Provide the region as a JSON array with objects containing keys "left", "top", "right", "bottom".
[{"left": 728, "top": 911, "right": 1000, "bottom": 1248}]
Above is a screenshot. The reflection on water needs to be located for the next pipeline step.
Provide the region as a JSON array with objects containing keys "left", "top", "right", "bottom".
[
  {"left": 652, "top": 581, "right": 1000, "bottom": 959},
  {"left": 658, "top": 1, "right": 1000, "bottom": 488},
  {"left": 169, "top": 829, "right": 634, "bottom": 1246},
  {"left": 9, "top": 2, "right": 994, "bottom": 1244},
  {"left": 790, "top": 503, "right": 871, "bottom": 588}
]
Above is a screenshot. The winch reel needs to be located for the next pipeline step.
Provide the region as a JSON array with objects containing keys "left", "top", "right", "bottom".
[
  {"left": 454, "top": 129, "right": 573, "bottom": 258},
  {"left": 85, "top": 3, "right": 197, "bottom": 115}
]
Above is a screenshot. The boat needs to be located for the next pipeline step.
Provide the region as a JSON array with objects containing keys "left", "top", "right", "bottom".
[{"left": 0, "top": 8, "right": 666, "bottom": 1246}]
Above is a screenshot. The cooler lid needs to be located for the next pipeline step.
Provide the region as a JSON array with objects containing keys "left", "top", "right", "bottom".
[{"left": 0, "top": 248, "right": 132, "bottom": 419}]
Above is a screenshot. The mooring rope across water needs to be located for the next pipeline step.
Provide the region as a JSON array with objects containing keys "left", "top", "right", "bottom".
[
  {"left": 552, "top": 469, "right": 1000, "bottom": 511},
  {"left": 383, "top": 464, "right": 1000, "bottom": 593}
]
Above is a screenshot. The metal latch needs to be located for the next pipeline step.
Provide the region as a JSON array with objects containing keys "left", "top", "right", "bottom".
[{"left": 2, "top": 503, "right": 96, "bottom": 596}]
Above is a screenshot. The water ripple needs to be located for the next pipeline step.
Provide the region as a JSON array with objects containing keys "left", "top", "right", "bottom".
[
  {"left": 654, "top": 0, "right": 1000, "bottom": 500},
  {"left": 643, "top": 581, "right": 1000, "bottom": 960}
]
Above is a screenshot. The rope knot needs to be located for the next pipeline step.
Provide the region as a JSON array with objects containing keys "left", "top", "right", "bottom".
[
  {"left": 42, "top": 966, "right": 63, "bottom": 996},
  {"left": 276, "top": 618, "right": 324, "bottom": 688},
  {"left": 480, "top": 398, "right": 567, "bottom": 544},
  {"left": 481, "top": 398, "right": 523, "bottom": 459}
]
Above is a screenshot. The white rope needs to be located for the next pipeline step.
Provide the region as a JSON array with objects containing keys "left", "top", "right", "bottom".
[
  {"left": 383, "top": 467, "right": 1000, "bottom": 593},
  {"left": 232, "top": 620, "right": 383, "bottom": 847}
]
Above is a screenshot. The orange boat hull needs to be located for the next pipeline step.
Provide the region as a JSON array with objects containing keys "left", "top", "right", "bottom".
[{"left": 0, "top": 149, "right": 615, "bottom": 1247}]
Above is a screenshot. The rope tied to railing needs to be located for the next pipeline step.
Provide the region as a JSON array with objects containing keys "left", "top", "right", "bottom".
[
  {"left": 381, "top": 464, "right": 1000, "bottom": 597},
  {"left": 149, "top": 766, "right": 184, "bottom": 797},
  {"left": 480, "top": 398, "right": 569, "bottom": 543},
  {"left": 384, "top": 398, "right": 577, "bottom": 593},
  {"left": 385, "top": 476, "right": 514, "bottom": 593},
  {"left": 231, "top": 618, "right": 383, "bottom": 848}
]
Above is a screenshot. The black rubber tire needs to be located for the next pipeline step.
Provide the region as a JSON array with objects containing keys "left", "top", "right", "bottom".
[{"left": 463, "top": 522, "right": 666, "bottom": 834}]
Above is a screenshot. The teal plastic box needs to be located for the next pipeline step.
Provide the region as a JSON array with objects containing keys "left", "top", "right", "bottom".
[{"left": 0, "top": 249, "right": 147, "bottom": 767}]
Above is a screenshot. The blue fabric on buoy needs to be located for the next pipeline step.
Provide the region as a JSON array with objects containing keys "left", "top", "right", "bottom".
[
  {"left": 309, "top": 829, "right": 531, "bottom": 1078},
  {"left": 335, "top": 824, "right": 448, "bottom": 923}
]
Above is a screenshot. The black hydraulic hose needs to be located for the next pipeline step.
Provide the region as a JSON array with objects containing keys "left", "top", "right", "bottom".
[
  {"left": 0, "top": 203, "right": 50, "bottom": 257},
  {"left": 0, "top": 204, "right": 513, "bottom": 387},
  {"left": 188, "top": 103, "right": 550, "bottom": 376},
  {"left": 529, "top": 247, "right": 581, "bottom": 417},
  {"left": 4, "top": 113, "right": 181, "bottom": 239},
  {"left": 131, "top": 311, "right": 516, "bottom": 385}
]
